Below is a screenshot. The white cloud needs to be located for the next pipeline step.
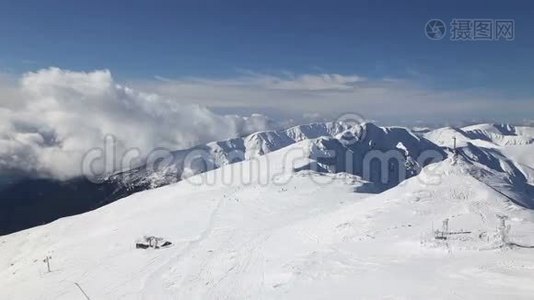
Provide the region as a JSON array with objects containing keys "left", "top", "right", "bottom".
[
  {"left": 0, "top": 68, "right": 276, "bottom": 179},
  {"left": 246, "top": 73, "right": 365, "bottom": 91},
  {"left": 140, "top": 72, "right": 534, "bottom": 123}
]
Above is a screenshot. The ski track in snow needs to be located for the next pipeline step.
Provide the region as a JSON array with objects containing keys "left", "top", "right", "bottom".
[{"left": 140, "top": 194, "right": 225, "bottom": 299}]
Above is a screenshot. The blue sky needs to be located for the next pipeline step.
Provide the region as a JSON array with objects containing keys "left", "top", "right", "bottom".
[{"left": 0, "top": 0, "right": 533, "bottom": 123}]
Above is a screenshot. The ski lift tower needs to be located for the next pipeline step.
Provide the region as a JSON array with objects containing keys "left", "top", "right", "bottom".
[
  {"left": 497, "top": 215, "right": 510, "bottom": 245},
  {"left": 451, "top": 136, "right": 459, "bottom": 163},
  {"left": 43, "top": 255, "right": 52, "bottom": 273}
]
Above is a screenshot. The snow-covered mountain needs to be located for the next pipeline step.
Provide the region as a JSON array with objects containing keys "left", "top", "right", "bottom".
[
  {"left": 109, "top": 122, "right": 444, "bottom": 194},
  {"left": 2, "top": 122, "right": 534, "bottom": 299},
  {"left": 424, "top": 123, "right": 534, "bottom": 148},
  {"left": 424, "top": 123, "right": 534, "bottom": 208},
  {"left": 2, "top": 122, "right": 534, "bottom": 236},
  {"left": 107, "top": 122, "right": 357, "bottom": 192}
]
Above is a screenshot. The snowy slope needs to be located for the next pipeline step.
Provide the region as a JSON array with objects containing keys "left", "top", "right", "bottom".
[
  {"left": 462, "top": 123, "right": 534, "bottom": 146},
  {"left": 426, "top": 124, "right": 534, "bottom": 148},
  {"left": 2, "top": 138, "right": 534, "bottom": 299},
  {"left": 501, "top": 144, "right": 534, "bottom": 186},
  {"left": 454, "top": 143, "right": 534, "bottom": 208}
]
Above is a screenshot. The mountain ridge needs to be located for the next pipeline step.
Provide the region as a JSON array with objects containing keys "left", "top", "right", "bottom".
[{"left": 1, "top": 121, "right": 533, "bottom": 235}]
